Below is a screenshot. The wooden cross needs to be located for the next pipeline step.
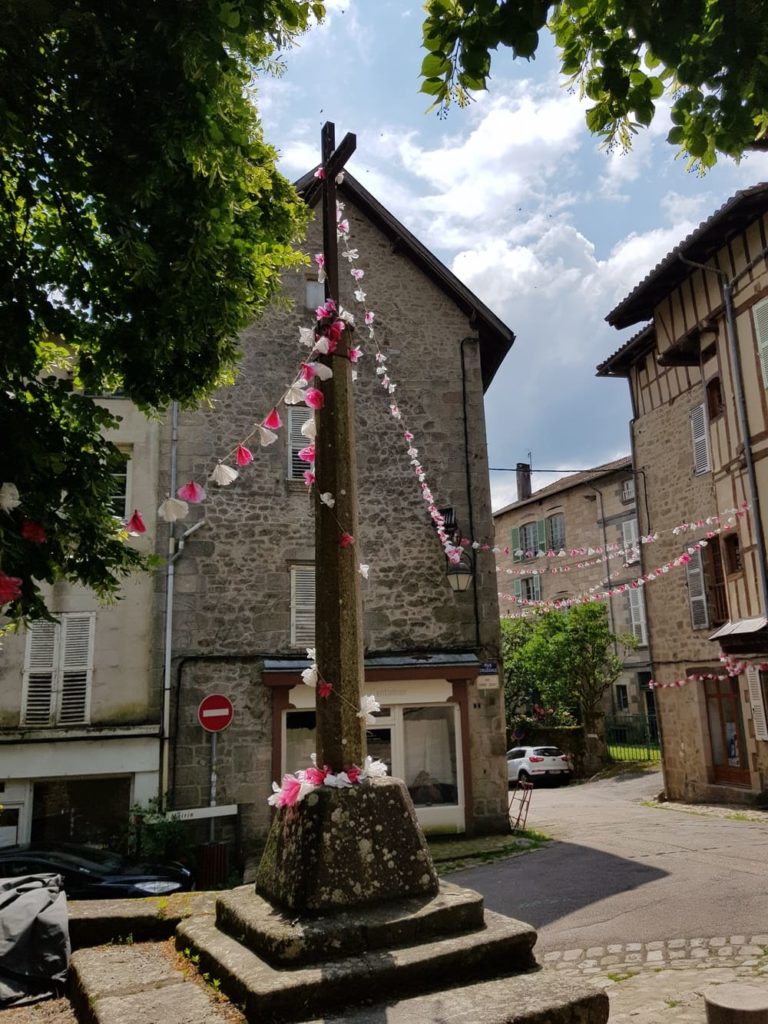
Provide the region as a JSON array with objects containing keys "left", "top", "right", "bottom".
[{"left": 313, "top": 123, "right": 366, "bottom": 773}]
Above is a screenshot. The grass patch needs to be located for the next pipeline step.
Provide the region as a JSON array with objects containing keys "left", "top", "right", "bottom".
[
  {"left": 428, "top": 827, "right": 551, "bottom": 874},
  {"left": 665, "top": 998, "right": 681, "bottom": 1007},
  {"left": 725, "top": 811, "right": 750, "bottom": 821},
  {"left": 606, "top": 970, "right": 639, "bottom": 983}
]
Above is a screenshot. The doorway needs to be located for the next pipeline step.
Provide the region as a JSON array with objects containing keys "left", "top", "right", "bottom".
[{"left": 705, "top": 676, "right": 750, "bottom": 786}]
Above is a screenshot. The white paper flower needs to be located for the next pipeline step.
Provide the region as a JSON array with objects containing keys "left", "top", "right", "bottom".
[
  {"left": 313, "top": 337, "right": 330, "bottom": 356},
  {"left": 339, "top": 309, "right": 355, "bottom": 324},
  {"left": 357, "top": 694, "right": 381, "bottom": 725},
  {"left": 157, "top": 497, "right": 189, "bottom": 523},
  {"left": 258, "top": 425, "right": 278, "bottom": 447},
  {"left": 358, "top": 564, "right": 370, "bottom": 579},
  {"left": 301, "top": 665, "right": 318, "bottom": 687},
  {"left": 335, "top": 171, "right": 345, "bottom": 185},
  {"left": 210, "top": 462, "right": 238, "bottom": 486},
  {"left": 354, "top": 289, "right": 366, "bottom": 303},
  {"left": 299, "top": 327, "right": 316, "bottom": 347},
  {"left": 306, "top": 361, "right": 333, "bottom": 381},
  {"left": 301, "top": 417, "right": 317, "bottom": 440},
  {"left": 284, "top": 382, "right": 308, "bottom": 404},
  {"left": 363, "top": 755, "right": 388, "bottom": 778},
  {"left": 306, "top": 648, "right": 316, "bottom": 662},
  {"left": 0, "top": 483, "right": 20, "bottom": 512},
  {"left": 320, "top": 492, "right": 335, "bottom": 508},
  {"left": 325, "top": 771, "right": 353, "bottom": 789}
]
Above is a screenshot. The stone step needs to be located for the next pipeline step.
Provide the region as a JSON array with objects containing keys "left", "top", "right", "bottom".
[
  {"left": 69, "top": 942, "right": 235, "bottom": 1024},
  {"left": 176, "top": 908, "right": 538, "bottom": 1023},
  {"left": 216, "top": 880, "right": 485, "bottom": 966},
  {"left": 299, "top": 971, "right": 609, "bottom": 1024}
]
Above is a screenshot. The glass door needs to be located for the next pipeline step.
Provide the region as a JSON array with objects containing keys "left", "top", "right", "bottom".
[{"left": 706, "top": 677, "right": 750, "bottom": 786}]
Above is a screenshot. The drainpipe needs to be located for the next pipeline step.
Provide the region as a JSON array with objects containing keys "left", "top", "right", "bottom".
[
  {"left": 679, "top": 251, "right": 768, "bottom": 616},
  {"left": 460, "top": 338, "right": 481, "bottom": 650}
]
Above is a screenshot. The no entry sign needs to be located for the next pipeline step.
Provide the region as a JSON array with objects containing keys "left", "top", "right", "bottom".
[{"left": 197, "top": 693, "right": 234, "bottom": 733}]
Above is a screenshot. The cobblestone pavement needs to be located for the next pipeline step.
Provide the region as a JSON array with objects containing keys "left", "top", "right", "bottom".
[{"left": 544, "top": 934, "right": 768, "bottom": 1022}]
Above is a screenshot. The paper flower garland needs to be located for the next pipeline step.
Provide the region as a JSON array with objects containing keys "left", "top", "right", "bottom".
[
  {"left": 268, "top": 753, "right": 388, "bottom": 807},
  {"left": 210, "top": 463, "right": 238, "bottom": 487},
  {"left": 125, "top": 510, "right": 147, "bottom": 535},
  {"left": 177, "top": 480, "right": 206, "bottom": 504},
  {"left": 158, "top": 497, "right": 189, "bottom": 522}
]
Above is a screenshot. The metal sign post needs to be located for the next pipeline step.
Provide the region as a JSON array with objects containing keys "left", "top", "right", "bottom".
[{"left": 197, "top": 694, "right": 234, "bottom": 844}]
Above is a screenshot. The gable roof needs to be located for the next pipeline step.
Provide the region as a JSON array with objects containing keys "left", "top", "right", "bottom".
[
  {"left": 493, "top": 455, "right": 632, "bottom": 517},
  {"left": 606, "top": 183, "right": 768, "bottom": 330},
  {"left": 596, "top": 323, "right": 655, "bottom": 378},
  {"left": 295, "top": 169, "right": 515, "bottom": 391}
]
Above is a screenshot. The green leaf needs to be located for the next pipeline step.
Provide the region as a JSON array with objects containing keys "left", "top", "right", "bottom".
[
  {"left": 421, "top": 52, "right": 451, "bottom": 76},
  {"left": 666, "top": 126, "right": 685, "bottom": 145},
  {"left": 420, "top": 77, "right": 446, "bottom": 95}
]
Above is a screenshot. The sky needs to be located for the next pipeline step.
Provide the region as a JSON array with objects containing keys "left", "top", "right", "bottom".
[{"left": 258, "top": 1, "right": 768, "bottom": 511}]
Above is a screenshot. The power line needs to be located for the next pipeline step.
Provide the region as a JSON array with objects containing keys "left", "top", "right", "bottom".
[{"left": 489, "top": 467, "right": 594, "bottom": 474}]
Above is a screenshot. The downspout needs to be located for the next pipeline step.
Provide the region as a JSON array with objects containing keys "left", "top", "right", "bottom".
[
  {"left": 460, "top": 338, "right": 481, "bottom": 650},
  {"left": 679, "top": 251, "right": 768, "bottom": 616},
  {"left": 159, "top": 402, "right": 178, "bottom": 809}
]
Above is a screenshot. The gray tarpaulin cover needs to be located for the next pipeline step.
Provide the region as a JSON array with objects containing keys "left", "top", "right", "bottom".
[{"left": 0, "top": 875, "right": 70, "bottom": 1007}]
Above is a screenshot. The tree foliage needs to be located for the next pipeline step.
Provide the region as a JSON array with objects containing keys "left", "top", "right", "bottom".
[
  {"left": 502, "top": 605, "right": 635, "bottom": 725},
  {"left": 1, "top": 0, "right": 323, "bottom": 620},
  {"left": 421, "top": 0, "right": 768, "bottom": 169}
]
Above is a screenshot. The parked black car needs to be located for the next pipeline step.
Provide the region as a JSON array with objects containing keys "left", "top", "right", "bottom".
[{"left": 0, "top": 843, "right": 193, "bottom": 900}]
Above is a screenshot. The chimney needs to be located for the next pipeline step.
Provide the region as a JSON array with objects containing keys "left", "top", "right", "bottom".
[{"left": 516, "top": 463, "right": 532, "bottom": 501}]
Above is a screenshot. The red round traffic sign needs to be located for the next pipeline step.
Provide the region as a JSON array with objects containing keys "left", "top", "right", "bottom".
[{"left": 197, "top": 693, "right": 234, "bottom": 733}]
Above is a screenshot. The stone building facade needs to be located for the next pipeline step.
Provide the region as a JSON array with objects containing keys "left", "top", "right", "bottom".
[
  {"left": 0, "top": 402, "right": 161, "bottom": 846},
  {"left": 494, "top": 458, "right": 654, "bottom": 725},
  {"left": 162, "top": 171, "right": 515, "bottom": 849},
  {"left": 598, "top": 182, "right": 768, "bottom": 803}
]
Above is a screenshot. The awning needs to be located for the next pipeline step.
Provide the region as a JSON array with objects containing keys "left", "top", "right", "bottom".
[{"left": 709, "top": 617, "right": 768, "bottom": 655}]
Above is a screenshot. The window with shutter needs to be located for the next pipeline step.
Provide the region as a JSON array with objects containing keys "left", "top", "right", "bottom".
[
  {"left": 627, "top": 588, "right": 648, "bottom": 645},
  {"left": 622, "top": 518, "right": 640, "bottom": 564},
  {"left": 686, "top": 548, "right": 709, "bottom": 629},
  {"left": 753, "top": 297, "right": 768, "bottom": 389},
  {"left": 291, "top": 565, "right": 315, "bottom": 646},
  {"left": 690, "top": 403, "right": 711, "bottom": 475},
  {"left": 511, "top": 526, "right": 521, "bottom": 563},
  {"left": 546, "top": 513, "right": 565, "bottom": 551},
  {"left": 747, "top": 667, "right": 768, "bottom": 741},
  {"left": 521, "top": 575, "right": 541, "bottom": 602},
  {"left": 519, "top": 522, "right": 537, "bottom": 558},
  {"left": 288, "top": 408, "right": 313, "bottom": 479},
  {"left": 22, "top": 614, "right": 94, "bottom": 726}
]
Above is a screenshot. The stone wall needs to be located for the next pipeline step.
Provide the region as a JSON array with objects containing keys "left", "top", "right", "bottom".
[{"left": 161, "top": 190, "right": 509, "bottom": 842}]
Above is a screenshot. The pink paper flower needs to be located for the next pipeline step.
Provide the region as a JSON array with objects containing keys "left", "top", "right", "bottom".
[
  {"left": 318, "top": 680, "right": 333, "bottom": 699},
  {"left": 314, "top": 253, "right": 325, "bottom": 269},
  {"left": 306, "top": 764, "right": 328, "bottom": 784},
  {"left": 364, "top": 310, "right": 375, "bottom": 325},
  {"left": 327, "top": 320, "right": 345, "bottom": 344},
  {"left": 297, "top": 444, "right": 316, "bottom": 463},
  {"left": 403, "top": 431, "right": 414, "bottom": 441},
  {"left": 299, "top": 363, "right": 315, "bottom": 383},
  {"left": 347, "top": 765, "right": 361, "bottom": 783},
  {"left": 236, "top": 445, "right": 253, "bottom": 467},
  {"left": 313, "top": 166, "right": 326, "bottom": 180},
  {"left": 21, "top": 520, "right": 46, "bottom": 544},
  {"left": 337, "top": 219, "right": 349, "bottom": 235},
  {"left": 125, "top": 510, "right": 146, "bottom": 535},
  {"left": 349, "top": 346, "right": 363, "bottom": 363},
  {"left": 177, "top": 480, "right": 206, "bottom": 504},
  {"left": 351, "top": 268, "right": 365, "bottom": 280},
  {"left": 263, "top": 408, "right": 282, "bottom": 430},
  {"left": 279, "top": 774, "right": 304, "bottom": 807},
  {"left": 305, "top": 388, "right": 324, "bottom": 410},
  {"left": 339, "top": 532, "right": 354, "bottom": 548},
  {"left": 303, "top": 469, "right": 316, "bottom": 487},
  {"left": 0, "top": 570, "right": 22, "bottom": 605}
]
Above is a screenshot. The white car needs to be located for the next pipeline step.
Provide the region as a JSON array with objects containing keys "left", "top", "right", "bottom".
[{"left": 507, "top": 745, "right": 571, "bottom": 785}]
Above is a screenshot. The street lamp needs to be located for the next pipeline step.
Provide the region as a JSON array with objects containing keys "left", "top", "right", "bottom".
[{"left": 447, "top": 556, "right": 474, "bottom": 592}]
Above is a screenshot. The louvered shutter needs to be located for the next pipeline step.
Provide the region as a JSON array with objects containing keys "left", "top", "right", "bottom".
[
  {"left": 536, "top": 520, "right": 547, "bottom": 555},
  {"left": 753, "top": 297, "right": 768, "bottom": 389},
  {"left": 288, "top": 408, "right": 312, "bottom": 479},
  {"left": 686, "top": 548, "right": 709, "bottom": 629},
  {"left": 690, "top": 403, "right": 711, "bottom": 475},
  {"left": 622, "top": 518, "right": 640, "bottom": 564},
  {"left": 530, "top": 575, "right": 541, "bottom": 602},
  {"left": 512, "top": 578, "right": 522, "bottom": 603},
  {"left": 628, "top": 588, "right": 648, "bottom": 645},
  {"left": 291, "top": 566, "right": 315, "bottom": 646},
  {"left": 746, "top": 666, "right": 768, "bottom": 741},
  {"left": 511, "top": 526, "right": 521, "bottom": 563},
  {"left": 22, "top": 621, "right": 57, "bottom": 725},
  {"left": 58, "top": 614, "right": 94, "bottom": 724}
]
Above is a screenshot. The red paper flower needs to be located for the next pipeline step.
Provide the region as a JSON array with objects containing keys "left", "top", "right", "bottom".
[
  {"left": 303, "top": 470, "right": 316, "bottom": 487},
  {"left": 263, "top": 408, "right": 282, "bottom": 430},
  {"left": 297, "top": 444, "right": 316, "bottom": 463},
  {"left": 318, "top": 680, "right": 333, "bottom": 699},
  {"left": 339, "top": 532, "right": 354, "bottom": 548},
  {"left": 0, "top": 571, "right": 22, "bottom": 605},
  {"left": 306, "top": 764, "right": 328, "bottom": 784},
  {"left": 236, "top": 445, "right": 253, "bottom": 467},
  {"left": 347, "top": 765, "right": 361, "bottom": 783},
  {"left": 21, "top": 520, "right": 46, "bottom": 544},
  {"left": 177, "top": 481, "right": 206, "bottom": 504},
  {"left": 125, "top": 510, "right": 146, "bottom": 535},
  {"left": 305, "top": 388, "right": 324, "bottom": 410}
]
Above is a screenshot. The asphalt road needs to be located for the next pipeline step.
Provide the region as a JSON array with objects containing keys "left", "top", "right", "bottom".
[{"left": 453, "top": 770, "right": 768, "bottom": 951}]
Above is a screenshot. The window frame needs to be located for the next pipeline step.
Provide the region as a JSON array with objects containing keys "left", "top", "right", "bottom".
[
  {"left": 723, "top": 532, "right": 743, "bottom": 576},
  {"left": 627, "top": 587, "right": 648, "bottom": 646},
  {"left": 546, "top": 512, "right": 565, "bottom": 552},
  {"left": 110, "top": 447, "right": 132, "bottom": 519},
  {"left": 290, "top": 564, "right": 315, "bottom": 647},
  {"left": 622, "top": 517, "right": 640, "bottom": 564},
  {"left": 690, "top": 402, "right": 712, "bottom": 476},
  {"left": 21, "top": 613, "right": 95, "bottom": 727}
]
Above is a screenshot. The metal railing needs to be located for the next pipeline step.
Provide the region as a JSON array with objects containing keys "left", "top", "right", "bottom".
[{"left": 606, "top": 713, "right": 661, "bottom": 762}]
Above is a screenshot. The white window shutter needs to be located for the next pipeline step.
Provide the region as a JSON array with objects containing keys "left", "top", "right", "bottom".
[
  {"left": 628, "top": 588, "right": 648, "bottom": 645},
  {"left": 288, "top": 408, "right": 312, "bottom": 479},
  {"left": 686, "top": 548, "right": 709, "bottom": 629},
  {"left": 291, "top": 566, "right": 315, "bottom": 646},
  {"left": 22, "top": 620, "right": 57, "bottom": 725},
  {"left": 753, "top": 297, "right": 768, "bottom": 389},
  {"left": 690, "top": 403, "right": 711, "bottom": 475},
  {"left": 530, "top": 575, "right": 541, "bottom": 602},
  {"left": 58, "top": 614, "right": 94, "bottom": 724},
  {"left": 747, "top": 666, "right": 768, "bottom": 741},
  {"left": 622, "top": 518, "right": 640, "bottom": 564}
]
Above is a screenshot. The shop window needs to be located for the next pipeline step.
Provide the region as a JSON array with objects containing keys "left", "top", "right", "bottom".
[
  {"left": 285, "top": 710, "right": 317, "bottom": 771},
  {"left": 22, "top": 613, "right": 95, "bottom": 726},
  {"left": 723, "top": 533, "right": 743, "bottom": 574},
  {"left": 288, "top": 408, "right": 313, "bottom": 480},
  {"left": 31, "top": 777, "right": 131, "bottom": 846},
  {"left": 546, "top": 513, "right": 565, "bottom": 551},
  {"left": 290, "top": 565, "right": 315, "bottom": 646},
  {"left": 706, "top": 377, "right": 724, "bottom": 419},
  {"left": 404, "top": 706, "right": 458, "bottom": 807}
]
